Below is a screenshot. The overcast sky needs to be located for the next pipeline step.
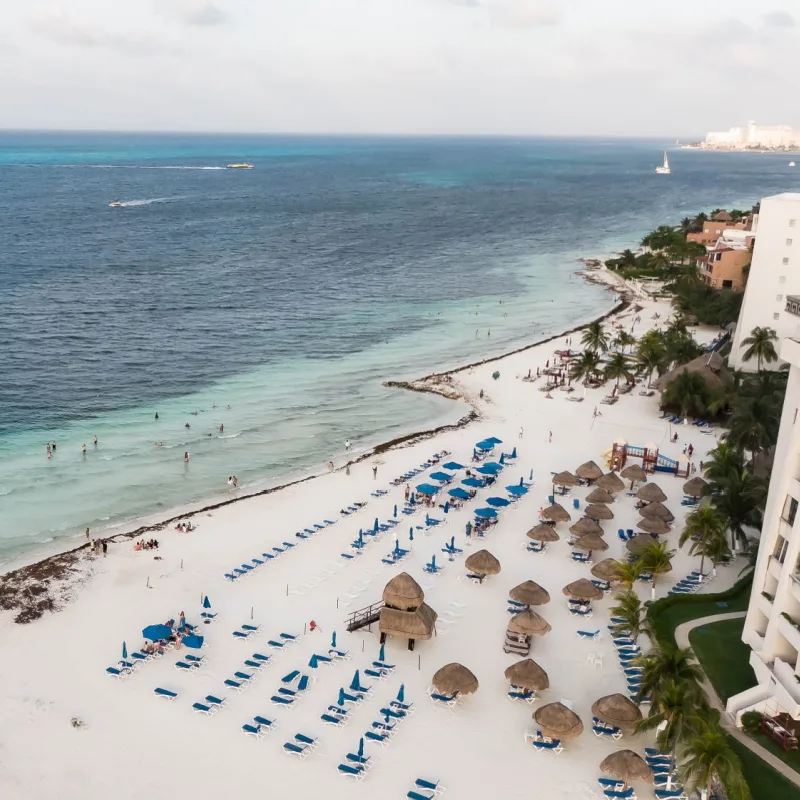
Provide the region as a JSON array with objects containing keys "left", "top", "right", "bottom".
[{"left": 1, "top": 0, "right": 798, "bottom": 136}]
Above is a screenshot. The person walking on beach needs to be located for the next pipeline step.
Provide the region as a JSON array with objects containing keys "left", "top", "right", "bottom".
[
  {"left": 372, "top": 465, "right": 378, "bottom": 480},
  {"left": 404, "top": 484, "right": 410, "bottom": 502},
  {"left": 548, "top": 431, "right": 552, "bottom": 443},
  {"left": 519, "top": 427, "right": 524, "bottom": 439},
  {"left": 102, "top": 539, "right": 108, "bottom": 558}
]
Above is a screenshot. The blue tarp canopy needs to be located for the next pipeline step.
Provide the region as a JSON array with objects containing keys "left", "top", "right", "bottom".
[
  {"left": 142, "top": 624, "right": 172, "bottom": 641},
  {"left": 462, "top": 477, "right": 483, "bottom": 488},
  {"left": 474, "top": 508, "right": 498, "bottom": 519},
  {"left": 506, "top": 485, "right": 528, "bottom": 496},
  {"left": 485, "top": 437, "right": 503, "bottom": 445},
  {"left": 182, "top": 634, "right": 204, "bottom": 649},
  {"left": 486, "top": 497, "right": 510, "bottom": 507},
  {"left": 430, "top": 471, "right": 452, "bottom": 482},
  {"left": 443, "top": 461, "right": 464, "bottom": 471},
  {"left": 448, "top": 487, "right": 471, "bottom": 500},
  {"left": 416, "top": 483, "right": 439, "bottom": 495}
]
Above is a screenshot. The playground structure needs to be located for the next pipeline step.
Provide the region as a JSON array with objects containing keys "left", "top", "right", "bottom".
[{"left": 607, "top": 440, "right": 690, "bottom": 478}]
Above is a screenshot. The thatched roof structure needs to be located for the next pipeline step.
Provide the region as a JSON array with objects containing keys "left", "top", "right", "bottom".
[
  {"left": 591, "top": 694, "right": 644, "bottom": 728},
  {"left": 534, "top": 702, "right": 584, "bottom": 740},
  {"left": 639, "top": 502, "right": 674, "bottom": 522},
  {"left": 508, "top": 610, "right": 552, "bottom": 637},
  {"left": 553, "top": 471, "right": 579, "bottom": 487},
  {"left": 621, "top": 464, "right": 647, "bottom": 483},
  {"left": 655, "top": 352, "right": 729, "bottom": 392},
  {"left": 626, "top": 533, "right": 656, "bottom": 554},
  {"left": 636, "top": 516, "right": 670, "bottom": 535},
  {"left": 527, "top": 524, "right": 560, "bottom": 543},
  {"left": 432, "top": 663, "right": 478, "bottom": 695},
  {"left": 586, "top": 487, "right": 614, "bottom": 504},
  {"left": 509, "top": 580, "right": 550, "bottom": 606},
  {"left": 504, "top": 659, "right": 549, "bottom": 691},
  {"left": 382, "top": 572, "right": 426, "bottom": 611},
  {"left": 541, "top": 504, "right": 571, "bottom": 523},
  {"left": 379, "top": 603, "right": 438, "bottom": 640},
  {"left": 576, "top": 461, "right": 603, "bottom": 481},
  {"left": 683, "top": 477, "right": 709, "bottom": 498},
  {"left": 591, "top": 558, "right": 623, "bottom": 581},
  {"left": 465, "top": 549, "right": 501, "bottom": 576},
  {"left": 596, "top": 472, "right": 625, "bottom": 493},
  {"left": 637, "top": 483, "right": 667, "bottom": 503},
  {"left": 600, "top": 750, "right": 652, "bottom": 783},
  {"left": 585, "top": 503, "right": 614, "bottom": 520},
  {"left": 563, "top": 578, "right": 604, "bottom": 601},
  {"left": 574, "top": 533, "right": 609, "bottom": 553},
  {"left": 570, "top": 518, "right": 603, "bottom": 538}
]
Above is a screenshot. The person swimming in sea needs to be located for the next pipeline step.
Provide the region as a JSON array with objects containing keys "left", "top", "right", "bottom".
[
  {"left": 185, "top": 422, "right": 191, "bottom": 429},
  {"left": 219, "top": 424, "right": 224, "bottom": 433},
  {"left": 184, "top": 451, "right": 190, "bottom": 462}
]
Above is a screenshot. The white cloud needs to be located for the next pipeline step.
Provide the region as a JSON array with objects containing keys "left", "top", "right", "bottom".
[
  {"left": 763, "top": 11, "right": 794, "bottom": 28},
  {"left": 159, "top": 0, "right": 227, "bottom": 26}
]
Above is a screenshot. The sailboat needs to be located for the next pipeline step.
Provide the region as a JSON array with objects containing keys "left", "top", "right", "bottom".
[{"left": 655, "top": 151, "right": 671, "bottom": 175}]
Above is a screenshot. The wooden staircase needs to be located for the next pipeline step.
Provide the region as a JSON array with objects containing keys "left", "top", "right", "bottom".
[{"left": 345, "top": 601, "right": 383, "bottom": 632}]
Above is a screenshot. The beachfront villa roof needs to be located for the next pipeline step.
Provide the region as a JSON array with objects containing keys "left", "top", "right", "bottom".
[
  {"left": 553, "top": 471, "right": 579, "bottom": 487},
  {"left": 683, "top": 477, "right": 709, "bottom": 497},
  {"left": 465, "top": 549, "right": 501, "bottom": 576},
  {"left": 563, "top": 578, "right": 604, "bottom": 601},
  {"left": 432, "top": 663, "right": 479, "bottom": 695},
  {"left": 542, "top": 503, "right": 571, "bottom": 523},
  {"left": 600, "top": 750, "right": 652, "bottom": 783},
  {"left": 573, "top": 533, "right": 609, "bottom": 553},
  {"left": 509, "top": 580, "right": 550, "bottom": 606},
  {"left": 382, "top": 572, "right": 425, "bottom": 611},
  {"left": 655, "top": 352, "right": 729, "bottom": 391},
  {"left": 713, "top": 210, "right": 733, "bottom": 221},
  {"left": 575, "top": 460, "right": 603, "bottom": 481},
  {"left": 586, "top": 488, "right": 614, "bottom": 504},
  {"left": 620, "top": 464, "right": 647, "bottom": 483},
  {"left": 379, "top": 603, "right": 437, "bottom": 641},
  {"left": 639, "top": 501, "right": 674, "bottom": 522},
  {"left": 527, "top": 524, "right": 560, "bottom": 543},
  {"left": 591, "top": 694, "right": 644, "bottom": 729},
  {"left": 570, "top": 518, "right": 603, "bottom": 538},
  {"left": 626, "top": 533, "right": 657, "bottom": 553},
  {"left": 596, "top": 472, "right": 625, "bottom": 493},
  {"left": 591, "top": 558, "right": 623, "bottom": 581},
  {"left": 534, "top": 702, "right": 584, "bottom": 740},
  {"left": 585, "top": 503, "right": 614, "bottom": 520},
  {"left": 507, "top": 610, "right": 552, "bottom": 637},
  {"left": 504, "top": 659, "right": 549, "bottom": 691},
  {"left": 637, "top": 483, "right": 667, "bottom": 503}
]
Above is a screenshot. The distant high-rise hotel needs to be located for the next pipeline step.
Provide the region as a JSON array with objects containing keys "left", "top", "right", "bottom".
[{"left": 704, "top": 121, "right": 800, "bottom": 149}]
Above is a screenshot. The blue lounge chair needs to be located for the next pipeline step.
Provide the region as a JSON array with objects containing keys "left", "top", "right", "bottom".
[
  {"left": 297, "top": 675, "right": 310, "bottom": 692},
  {"left": 283, "top": 742, "right": 310, "bottom": 758},
  {"left": 508, "top": 688, "right": 535, "bottom": 703},
  {"left": 278, "top": 687, "right": 297, "bottom": 697},
  {"left": 184, "top": 654, "right": 204, "bottom": 664},
  {"left": 232, "top": 630, "right": 251, "bottom": 640},
  {"left": 244, "top": 659, "right": 263, "bottom": 670},
  {"left": 346, "top": 752, "right": 371, "bottom": 766},
  {"left": 598, "top": 779, "right": 626, "bottom": 788},
  {"left": 577, "top": 629, "right": 600, "bottom": 640},
  {"left": 338, "top": 763, "right": 366, "bottom": 780},
  {"left": 380, "top": 706, "right": 405, "bottom": 719},
  {"left": 224, "top": 573, "right": 239, "bottom": 581},
  {"left": 153, "top": 687, "right": 177, "bottom": 700},
  {"left": 261, "top": 552, "right": 275, "bottom": 560},
  {"left": 106, "top": 666, "right": 131, "bottom": 679},
  {"left": 408, "top": 792, "right": 434, "bottom": 800},
  {"left": 234, "top": 671, "right": 254, "bottom": 682},
  {"left": 340, "top": 690, "right": 363, "bottom": 704},
  {"left": 372, "top": 720, "right": 395, "bottom": 733},
  {"left": 415, "top": 778, "right": 444, "bottom": 794},
  {"left": 314, "top": 653, "right": 334, "bottom": 665},
  {"left": 593, "top": 724, "right": 622, "bottom": 739},
  {"left": 429, "top": 691, "right": 458, "bottom": 707},
  {"left": 604, "top": 789, "right": 635, "bottom": 800},
  {"left": 243, "top": 723, "right": 266, "bottom": 739},
  {"left": 252, "top": 653, "right": 271, "bottom": 663},
  {"left": 254, "top": 715, "right": 276, "bottom": 729},
  {"left": 241, "top": 564, "right": 254, "bottom": 572},
  {"left": 192, "top": 702, "right": 215, "bottom": 716},
  {"left": 268, "top": 640, "right": 285, "bottom": 649},
  {"left": 322, "top": 713, "right": 345, "bottom": 726},
  {"left": 175, "top": 661, "right": 197, "bottom": 672},
  {"left": 224, "top": 679, "right": 244, "bottom": 693},
  {"left": 282, "top": 670, "right": 300, "bottom": 683},
  {"left": 242, "top": 624, "right": 260, "bottom": 632},
  {"left": 271, "top": 695, "right": 295, "bottom": 706},
  {"left": 131, "top": 652, "right": 150, "bottom": 662},
  {"left": 252, "top": 558, "right": 265, "bottom": 566},
  {"left": 205, "top": 695, "right": 227, "bottom": 708},
  {"left": 532, "top": 738, "right": 563, "bottom": 753}
]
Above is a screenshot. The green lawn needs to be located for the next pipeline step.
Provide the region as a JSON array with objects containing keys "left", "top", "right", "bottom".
[
  {"left": 728, "top": 736, "right": 800, "bottom": 800},
  {"left": 745, "top": 729, "right": 800, "bottom": 779},
  {"left": 689, "top": 618, "right": 757, "bottom": 702}
]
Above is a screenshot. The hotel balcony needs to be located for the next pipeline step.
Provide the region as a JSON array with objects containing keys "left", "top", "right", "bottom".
[{"left": 787, "top": 295, "right": 800, "bottom": 317}]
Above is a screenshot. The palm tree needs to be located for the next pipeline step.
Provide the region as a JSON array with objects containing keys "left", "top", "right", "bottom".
[
  {"left": 610, "top": 590, "right": 646, "bottom": 641},
  {"left": 570, "top": 351, "right": 602, "bottom": 385},
  {"left": 710, "top": 470, "right": 765, "bottom": 551},
  {"left": 637, "top": 678, "right": 707, "bottom": 752},
  {"left": 679, "top": 506, "right": 730, "bottom": 574},
  {"left": 605, "top": 353, "right": 634, "bottom": 387},
  {"left": 616, "top": 249, "right": 639, "bottom": 269},
  {"left": 741, "top": 326, "right": 778, "bottom": 372},
  {"left": 612, "top": 559, "right": 642, "bottom": 591},
  {"left": 637, "top": 540, "right": 676, "bottom": 598},
  {"left": 703, "top": 441, "right": 746, "bottom": 485},
  {"left": 738, "top": 537, "right": 760, "bottom": 577},
  {"left": 614, "top": 331, "right": 637, "bottom": 354},
  {"left": 680, "top": 726, "right": 751, "bottom": 800},
  {"left": 636, "top": 338, "right": 667, "bottom": 386},
  {"left": 581, "top": 321, "right": 609, "bottom": 354},
  {"left": 661, "top": 370, "right": 714, "bottom": 419},
  {"left": 726, "top": 395, "right": 780, "bottom": 470},
  {"left": 634, "top": 646, "right": 704, "bottom": 707}
]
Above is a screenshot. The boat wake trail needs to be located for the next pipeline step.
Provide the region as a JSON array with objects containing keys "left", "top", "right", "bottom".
[{"left": 118, "top": 196, "right": 184, "bottom": 207}]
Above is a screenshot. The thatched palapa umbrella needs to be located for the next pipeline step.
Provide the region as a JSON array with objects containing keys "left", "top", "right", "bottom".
[
  {"left": 563, "top": 578, "right": 604, "bottom": 601},
  {"left": 683, "top": 477, "right": 708, "bottom": 498},
  {"left": 626, "top": 533, "right": 656, "bottom": 554},
  {"left": 527, "top": 524, "right": 560, "bottom": 543},
  {"left": 575, "top": 460, "right": 603, "bottom": 482},
  {"left": 621, "top": 464, "right": 647, "bottom": 486},
  {"left": 637, "top": 483, "right": 667, "bottom": 503},
  {"left": 534, "top": 702, "right": 584, "bottom": 740},
  {"left": 636, "top": 516, "right": 670, "bottom": 535},
  {"left": 432, "top": 663, "right": 479, "bottom": 696},
  {"left": 597, "top": 472, "right": 625, "bottom": 493},
  {"left": 600, "top": 750, "right": 652, "bottom": 784},
  {"left": 379, "top": 572, "right": 438, "bottom": 651},
  {"left": 574, "top": 533, "right": 609, "bottom": 554},
  {"left": 639, "top": 502, "right": 674, "bottom": 522},
  {"left": 382, "top": 572, "right": 425, "bottom": 611},
  {"left": 553, "top": 471, "right": 579, "bottom": 489},
  {"left": 592, "top": 693, "right": 643, "bottom": 729},
  {"left": 591, "top": 558, "right": 622, "bottom": 581},
  {"left": 465, "top": 549, "right": 501, "bottom": 579},
  {"left": 570, "top": 518, "right": 603, "bottom": 538},
  {"left": 508, "top": 610, "right": 552, "bottom": 636},
  {"left": 541, "top": 503, "right": 571, "bottom": 523},
  {"left": 585, "top": 503, "right": 614, "bottom": 521},
  {"left": 504, "top": 659, "right": 549, "bottom": 691},
  {"left": 586, "top": 487, "right": 614, "bottom": 504},
  {"left": 509, "top": 580, "right": 550, "bottom": 606}
]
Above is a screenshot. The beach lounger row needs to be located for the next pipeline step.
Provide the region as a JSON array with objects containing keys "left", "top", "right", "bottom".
[
  {"left": 668, "top": 571, "right": 712, "bottom": 596},
  {"left": 192, "top": 694, "right": 229, "bottom": 715},
  {"left": 592, "top": 717, "right": 622, "bottom": 739},
  {"left": 283, "top": 732, "right": 319, "bottom": 759},
  {"left": 525, "top": 729, "right": 563, "bottom": 754}
]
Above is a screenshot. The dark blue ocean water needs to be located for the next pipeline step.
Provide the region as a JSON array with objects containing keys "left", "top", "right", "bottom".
[{"left": 0, "top": 133, "right": 796, "bottom": 561}]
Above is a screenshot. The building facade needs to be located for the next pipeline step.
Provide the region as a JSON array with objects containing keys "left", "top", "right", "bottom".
[
  {"left": 687, "top": 211, "right": 752, "bottom": 247},
  {"left": 728, "top": 337, "right": 800, "bottom": 722},
  {"left": 696, "top": 229, "right": 754, "bottom": 292},
  {"left": 705, "top": 121, "right": 800, "bottom": 149},
  {"left": 729, "top": 193, "right": 800, "bottom": 371}
]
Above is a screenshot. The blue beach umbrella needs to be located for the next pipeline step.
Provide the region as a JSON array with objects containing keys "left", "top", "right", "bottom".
[
  {"left": 331, "top": 631, "right": 337, "bottom": 649},
  {"left": 484, "top": 462, "right": 503, "bottom": 472},
  {"left": 507, "top": 485, "right": 527, "bottom": 496},
  {"left": 462, "top": 477, "right": 483, "bottom": 488},
  {"left": 350, "top": 670, "right": 361, "bottom": 692},
  {"left": 379, "top": 643, "right": 385, "bottom": 662},
  {"left": 409, "top": 527, "right": 414, "bottom": 541},
  {"left": 338, "top": 688, "right": 347, "bottom": 706},
  {"left": 449, "top": 487, "right": 470, "bottom": 500},
  {"left": 309, "top": 654, "right": 319, "bottom": 669},
  {"left": 358, "top": 530, "right": 364, "bottom": 546},
  {"left": 183, "top": 634, "right": 204, "bottom": 649},
  {"left": 409, "top": 493, "right": 416, "bottom": 505},
  {"left": 203, "top": 595, "right": 211, "bottom": 609},
  {"left": 430, "top": 471, "right": 452, "bottom": 482},
  {"left": 358, "top": 737, "right": 365, "bottom": 758},
  {"left": 374, "top": 518, "right": 379, "bottom": 533},
  {"left": 429, "top": 554, "right": 437, "bottom": 569},
  {"left": 425, "top": 513, "right": 431, "bottom": 525},
  {"left": 511, "top": 447, "right": 517, "bottom": 458},
  {"left": 449, "top": 536, "right": 456, "bottom": 549},
  {"left": 443, "top": 502, "right": 450, "bottom": 514},
  {"left": 486, "top": 497, "right": 510, "bottom": 507},
  {"left": 499, "top": 453, "right": 505, "bottom": 465},
  {"left": 530, "top": 469, "right": 534, "bottom": 480},
  {"left": 520, "top": 476, "right": 525, "bottom": 486},
  {"left": 474, "top": 508, "right": 498, "bottom": 519},
  {"left": 476, "top": 466, "right": 496, "bottom": 476},
  {"left": 393, "top": 504, "right": 397, "bottom": 518},
  {"left": 443, "top": 461, "right": 464, "bottom": 471},
  {"left": 416, "top": 483, "right": 438, "bottom": 495},
  {"left": 486, "top": 437, "right": 503, "bottom": 445},
  {"left": 397, "top": 684, "right": 405, "bottom": 704},
  {"left": 142, "top": 624, "right": 172, "bottom": 641},
  {"left": 122, "top": 641, "right": 128, "bottom": 660},
  {"left": 475, "top": 441, "right": 493, "bottom": 451},
  {"left": 394, "top": 540, "right": 401, "bottom": 555}
]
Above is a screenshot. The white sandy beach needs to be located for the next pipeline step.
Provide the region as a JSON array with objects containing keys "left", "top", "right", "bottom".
[{"left": 0, "top": 295, "right": 739, "bottom": 800}]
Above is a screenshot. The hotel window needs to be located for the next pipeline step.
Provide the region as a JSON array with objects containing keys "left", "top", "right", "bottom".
[
  {"left": 781, "top": 276, "right": 787, "bottom": 284},
  {"left": 788, "top": 239, "right": 794, "bottom": 246},
  {"left": 778, "top": 295, "right": 784, "bottom": 302},
  {"left": 775, "top": 535, "right": 790, "bottom": 563},
  {"left": 791, "top": 219, "right": 797, "bottom": 228},
  {"left": 783, "top": 495, "right": 799, "bottom": 526},
  {"left": 785, "top": 258, "right": 791, "bottom": 266}
]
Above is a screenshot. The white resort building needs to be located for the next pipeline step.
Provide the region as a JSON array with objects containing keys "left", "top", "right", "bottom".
[
  {"left": 704, "top": 121, "right": 800, "bottom": 149},
  {"left": 729, "top": 193, "right": 800, "bottom": 371}
]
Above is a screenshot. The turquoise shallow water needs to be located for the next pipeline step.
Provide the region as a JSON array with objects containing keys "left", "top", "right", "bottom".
[{"left": 1, "top": 133, "right": 796, "bottom": 564}]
